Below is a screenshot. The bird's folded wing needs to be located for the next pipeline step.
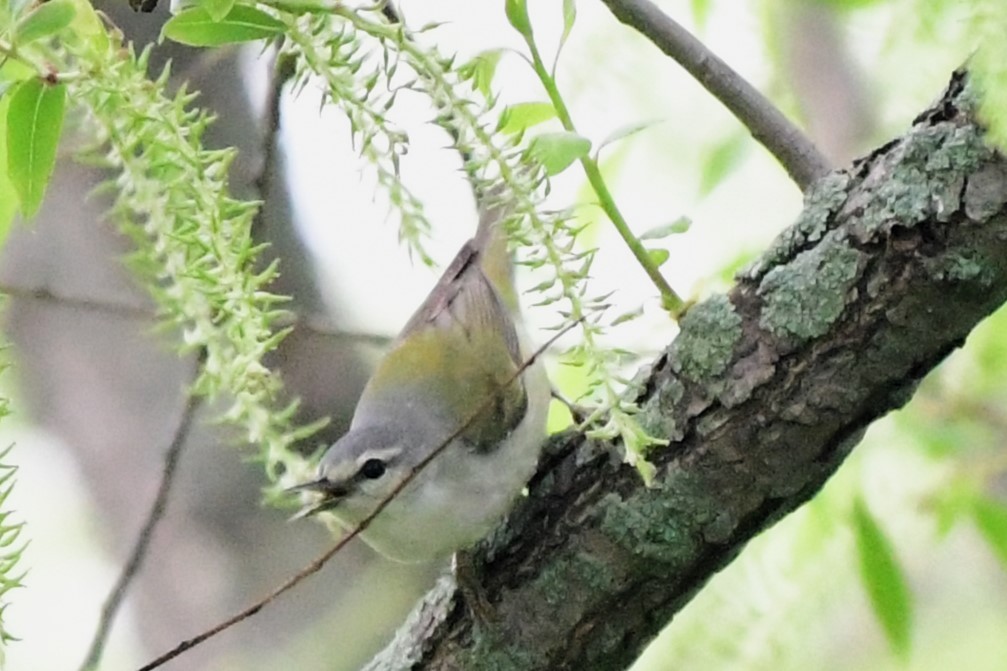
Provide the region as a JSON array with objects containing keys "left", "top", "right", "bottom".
[
  {"left": 398, "top": 239, "right": 523, "bottom": 367},
  {"left": 372, "top": 240, "right": 529, "bottom": 452}
]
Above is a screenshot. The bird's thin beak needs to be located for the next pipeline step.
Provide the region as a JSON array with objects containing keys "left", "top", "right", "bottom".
[
  {"left": 286, "top": 478, "right": 349, "bottom": 521},
  {"left": 288, "top": 501, "right": 332, "bottom": 521},
  {"left": 285, "top": 478, "right": 330, "bottom": 494}
]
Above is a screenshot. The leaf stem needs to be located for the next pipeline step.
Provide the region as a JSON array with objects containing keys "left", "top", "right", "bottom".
[
  {"left": 523, "top": 37, "right": 686, "bottom": 317},
  {"left": 0, "top": 38, "right": 80, "bottom": 82}
]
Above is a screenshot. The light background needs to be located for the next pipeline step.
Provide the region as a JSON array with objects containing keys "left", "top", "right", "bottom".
[{"left": 2, "top": 1, "right": 1001, "bottom": 670}]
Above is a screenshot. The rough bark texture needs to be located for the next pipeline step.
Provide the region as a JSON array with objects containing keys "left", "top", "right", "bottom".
[{"left": 364, "top": 71, "right": 1007, "bottom": 670}]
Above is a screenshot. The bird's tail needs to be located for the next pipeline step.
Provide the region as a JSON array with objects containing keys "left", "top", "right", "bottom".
[{"left": 473, "top": 184, "right": 519, "bottom": 311}]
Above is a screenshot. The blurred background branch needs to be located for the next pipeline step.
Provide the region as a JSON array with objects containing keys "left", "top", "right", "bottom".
[{"left": 600, "top": 0, "right": 833, "bottom": 190}]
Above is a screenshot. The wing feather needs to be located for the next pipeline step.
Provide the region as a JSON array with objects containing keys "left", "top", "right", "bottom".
[{"left": 358, "top": 239, "right": 529, "bottom": 454}]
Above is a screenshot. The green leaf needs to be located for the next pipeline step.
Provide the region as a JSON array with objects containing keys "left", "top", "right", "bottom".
[
  {"left": 497, "top": 102, "right": 556, "bottom": 135},
  {"left": 162, "top": 6, "right": 283, "bottom": 47},
  {"left": 611, "top": 305, "right": 644, "bottom": 326},
  {"left": 561, "top": 0, "right": 577, "bottom": 46},
  {"left": 526, "top": 131, "right": 591, "bottom": 176},
  {"left": 716, "top": 248, "right": 758, "bottom": 285},
  {"left": 0, "top": 58, "right": 34, "bottom": 85},
  {"left": 852, "top": 498, "right": 913, "bottom": 659},
  {"left": 65, "top": 0, "right": 109, "bottom": 51},
  {"left": 972, "top": 496, "right": 1007, "bottom": 569},
  {"left": 639, "top": 216, "right": 691, "bottom": 240},
  {"left": 930, "top": 480, "right": 974, "bottom": 538},
  {"left": 505, "top": 0, "right": 533, "bottom": 38},
  {"left": 14, "top": 0, "right": 76, "bottom": 45},
  {"left": 690, "top": 0, "right": 711, "bottom": 28},
  {"left": 198, "top": 0, "right": 236, "bottom": 22},
  {"left": 597, "top": 118, "right": 662, "bottom": 155},
  {"left": 698, "top": 132, "right": 748, "bottom": 196},
  {"left": 0, "top": 97, "right": 18, "bottom": 243},
  {"left": 459, "top": 49, "right": 502, "bottom": 99},
  {"left": 6, "top": 79, "right": 66, "bottom": 219},
  {"left": 646, "top": 248, "right": 670, "bottom": 268}
]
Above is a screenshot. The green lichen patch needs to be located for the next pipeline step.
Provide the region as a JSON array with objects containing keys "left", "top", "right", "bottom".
[
  {"left": 758, "top": 235, "right": 864, "bottom": 342},
  {"left": 598, "top": 489, "right": 703, "bottom": 565},
  {"left": 670, "top": 294, "right": 743, "bottom": 382},
  {"left": 852, "top": 124, "right": 991, "bottom": 240},
  {"left": 742, "top": 171, "right": 851, "bottom": 281},
  {"left": 531, "top": 551, "right": 620, "bottom": 607},
  {"left": 923, "top": 250, "right": 994, "bottom": 286},
  {"left": 640, "top": 375, "right": 686, "bottom": 442},
  {"left": 461, "top": 634, "right": 536, "bottom": 671}
]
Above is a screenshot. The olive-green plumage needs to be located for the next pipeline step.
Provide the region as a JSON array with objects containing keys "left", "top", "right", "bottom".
[{"left": 294, "top": 191, "right": 550, "bottom": 562}]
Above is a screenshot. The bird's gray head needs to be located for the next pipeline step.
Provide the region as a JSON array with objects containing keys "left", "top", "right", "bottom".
[{"left": 293, "top": 424, "right": 412, "bottom": 518}]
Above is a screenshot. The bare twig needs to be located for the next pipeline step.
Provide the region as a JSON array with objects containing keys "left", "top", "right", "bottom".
[
  {"left": 0, "top": 282, "right": 394, "bottom": 347},
  {"left": 252, "top": 51, "right": 296, "bottom": 235},
  {"left": 287, "top": 313, "right": 393, "bottom": 347},
  {"left": 135, "top": 318, "right": 582, "bottom": 671},
  {"left": 78, "top": 353, "right": 205, "bottom": 671},
  {"left": 600, "top": 0, "right": 833, "bottom": 191},
  {"left": 0, "top": 283, "right": 151, "bottom": 320}
]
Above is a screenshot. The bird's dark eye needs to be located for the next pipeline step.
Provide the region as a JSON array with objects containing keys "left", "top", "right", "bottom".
[{"left": 359, "top": 458, "right": 386, "bottom": 480}]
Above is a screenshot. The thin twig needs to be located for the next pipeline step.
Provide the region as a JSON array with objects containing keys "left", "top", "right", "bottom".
[
  {"left": 0, "top": 282, "right": 394, "bottom": 347},
  {"left": 78, "top": 353, "right": 205, "bottom": 671},
  {"left": 0, "top": 283, "right": 152, "bottom": 320},
  {"left": 600, "top": 0, "right": 833, "bottom": 191},
  {"left": 135, "top": 318, "right": 583, "bottom": 671},
  {"left": 251, "top": 51, "right": 296, "bottom": 235},
  {"left": 289, "top": 313, "right": 394, "bottom": 347},
  {"left": 521, "top": 33, "right": 685, "bottom": 315}
]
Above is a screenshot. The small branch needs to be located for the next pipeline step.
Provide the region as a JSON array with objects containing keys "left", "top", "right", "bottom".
[
  {"left": 0, "top": 282, "right": 394, "bottom": 347},
  {"left": 134, "top": 319, "right": 582, "bottom": 671},
  {"left": 78, "top": 354, "right": 204, "bottom": 671},
  {"left": 0, "top": 38, "right": 79, "bottom": 81},
  {"left": 600, "top": 0, "right": 832, "bottom": 191},
  {"left": 292, "top": 313, "right": 393, "bottom": 347},
  {"left": 0, "top": 283, "right": 151, "bottom": 320},
  {"left": 136, "top": 529, "right": 348, "bottom": 671},
  {"left": 251, "top": 51, "right": 296, "bottom": 235},
  {"left": 523, "top": 35, "right": 685, "bottom": 316}
]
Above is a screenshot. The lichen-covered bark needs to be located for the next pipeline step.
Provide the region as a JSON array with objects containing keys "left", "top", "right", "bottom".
[{"left": 365, "top": 70, "right": 1007, "bottom": 671}]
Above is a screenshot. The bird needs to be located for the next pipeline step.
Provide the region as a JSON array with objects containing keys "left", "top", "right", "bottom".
[{"left": 292, "top": 188, "right": 550, "bottom": 564}]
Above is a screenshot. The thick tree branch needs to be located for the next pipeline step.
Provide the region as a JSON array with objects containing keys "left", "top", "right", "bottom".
[
  {"left": 600, "top": 0, "right": 833, "bottom": 191},
  {"left": 365, "top": 70, "right": 1007, "bottom": 669}
]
